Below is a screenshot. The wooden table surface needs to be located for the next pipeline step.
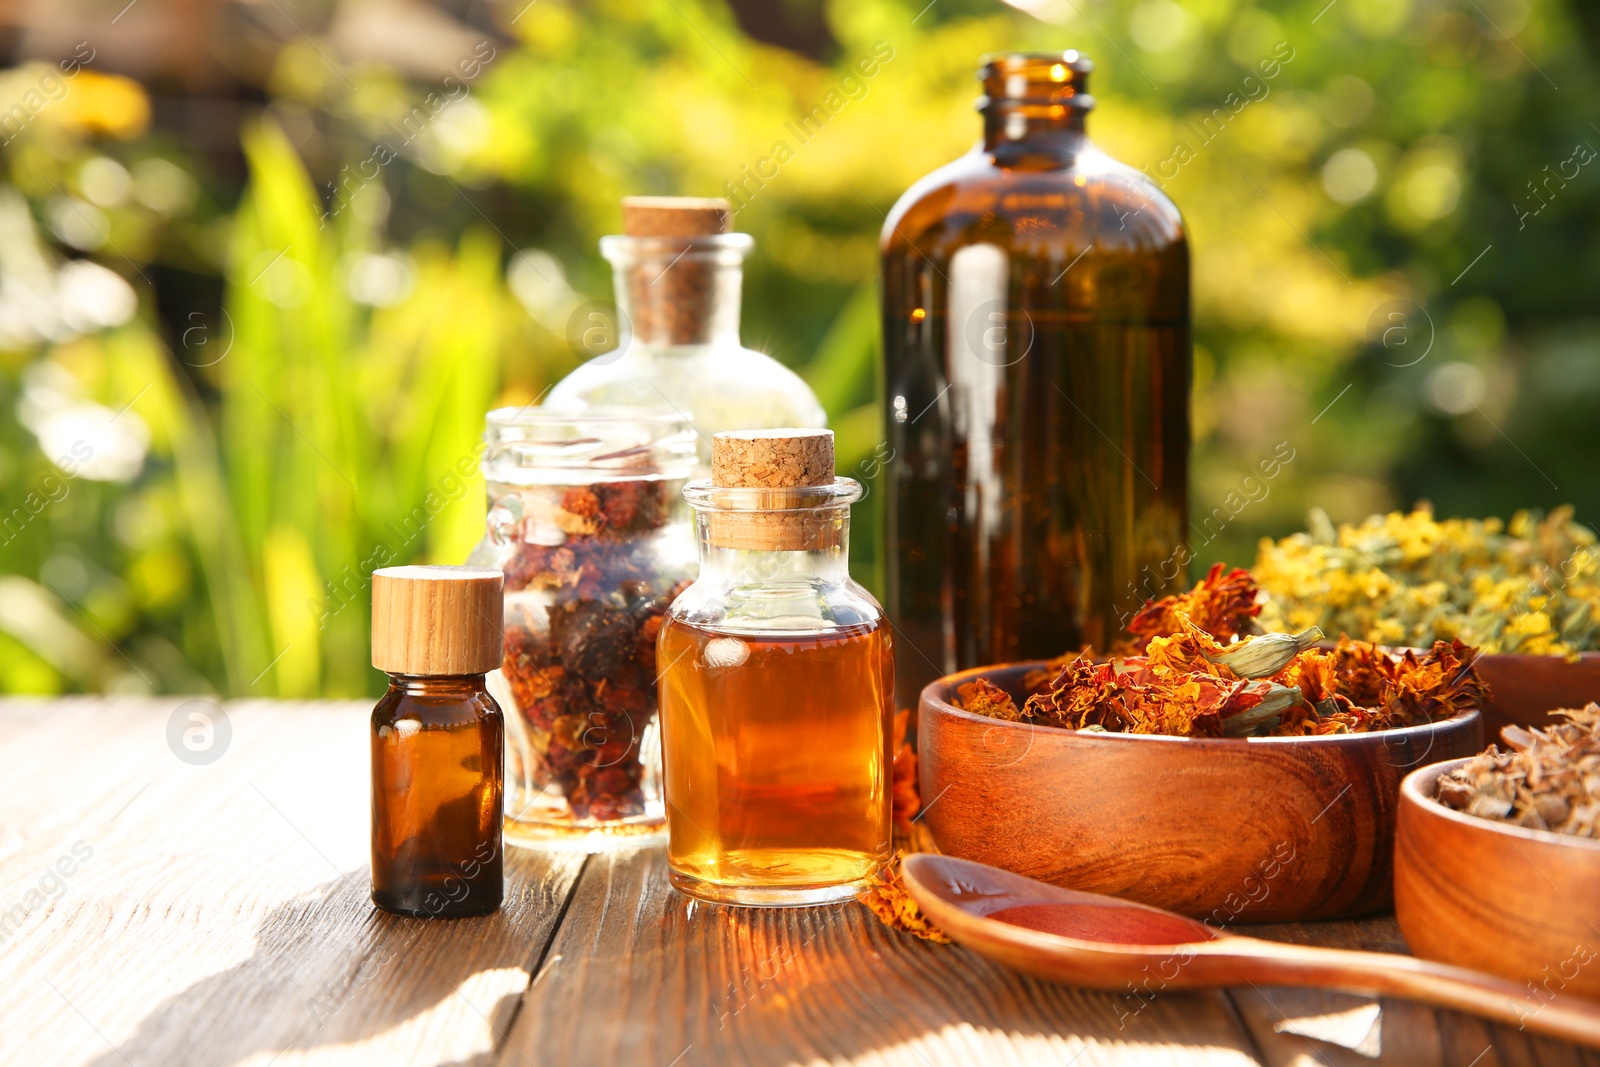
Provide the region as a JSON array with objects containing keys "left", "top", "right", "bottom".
[{"left": 3, "top": 696, "right": 1595, "bottom": 1067}]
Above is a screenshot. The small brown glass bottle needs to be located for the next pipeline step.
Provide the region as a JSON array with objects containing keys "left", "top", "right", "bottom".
[{"left": 370, "top": 565, "right": 505, "bottom": 918}]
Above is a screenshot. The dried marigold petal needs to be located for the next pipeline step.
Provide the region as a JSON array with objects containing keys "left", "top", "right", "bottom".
[
  {"left": 1142, "top": 628, "right": 1227, "bottom": 678},
  {"left": 956, "top": 677, "right": 1024, "bottom": 722},
  {"left": 554, "top": 488, "right": 605, "bottom": 536},
  {"left": 1022, "top": 657, "right": 1235, "bottom": 737},
  {"left": 961, "top": 636, "right": 1480, "bottom": 739},
  {"left": 1021, "top": 646, "right": 1095, "bottom": 693},
  {"left": 859, "top": 852, "right": 951, "bottom": 943},
  {"left": 1126, "top": 562, "right": 1262, "bottom": 651},
  {"left": 956, "top": 564, "right": 1486, "bottom": 739}
]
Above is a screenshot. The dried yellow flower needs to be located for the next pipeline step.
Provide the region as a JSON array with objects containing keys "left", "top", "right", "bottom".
[{"left": 1255, "top": 504, "right": 1600, "bottom": 657}]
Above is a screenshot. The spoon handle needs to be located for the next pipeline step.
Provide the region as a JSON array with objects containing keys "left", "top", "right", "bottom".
[{"left": 1221, "top": 938, "right": 1600, "bottom": 1046}]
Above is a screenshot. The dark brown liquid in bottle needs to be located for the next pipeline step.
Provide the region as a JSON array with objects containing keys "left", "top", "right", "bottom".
[
  {"left": 881, "top": 53, "right": 1190, "bottom": 712},
  {"left": 371, "top": 675, "right": 504, "bottom": 917}
]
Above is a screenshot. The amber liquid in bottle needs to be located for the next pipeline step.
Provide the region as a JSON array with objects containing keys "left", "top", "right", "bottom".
[
  {"left": 659, "top": 620, "right": 893, "bottom": 902},
  {"left": 371, "top": 675, "right": 504, "bottom": 917},
  {"left": 881, "top": 52, "right": 1191, "bottom": 711}
]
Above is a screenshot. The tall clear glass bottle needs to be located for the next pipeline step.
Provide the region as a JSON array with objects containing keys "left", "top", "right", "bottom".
[
  {"left": 547, "top": 197, "right": 826, "bottom": 463},
  {"left": 881, "top": 52, "right": 1191, "bottom": 711}
]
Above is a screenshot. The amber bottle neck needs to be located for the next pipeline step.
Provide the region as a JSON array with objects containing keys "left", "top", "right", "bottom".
[
  {"left": 981, "top": 111, "right": 1088, "bottom": 155},
  {"left": 384, "top": 673, "right": 488, "bottom": 698},
  {"left": 977, "top": 52, "right": 1094, "bottom": 159}
]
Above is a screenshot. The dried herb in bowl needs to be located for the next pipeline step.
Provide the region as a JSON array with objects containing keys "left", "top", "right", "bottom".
[
  {"left": 956, "top": 563, "right": 1487, "bottom": 738},
  {"left": 1434, "top": 704, "right": 1600, "bottom": 836},
  {"left": 958, "top": 637, "right": 1483, "bottom": 738}
]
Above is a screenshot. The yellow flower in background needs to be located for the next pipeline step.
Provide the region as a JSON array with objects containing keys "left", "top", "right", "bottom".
[
  {"left": 60, "top": 71, "right": 149, "bottom": 140},
  {"left": 1514, "top": 611, "right": 1553, "bottom": 636},
  {"left": 1256, "top": 505, "right": 1600, "bottom": 657},
  {"left": 1370, "top": 617, "right": 1406, "bottom": 646},
  {"left": 1391, "top": 516, "right": 1437, "bottom": 562},
  {"left": 1358, "top": 568, "right": 1396, "bottom": 601}
]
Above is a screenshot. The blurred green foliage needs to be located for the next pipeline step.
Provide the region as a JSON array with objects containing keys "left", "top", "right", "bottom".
[{"left": 0, "top": 0, "right": 1595, "bottom": 697}]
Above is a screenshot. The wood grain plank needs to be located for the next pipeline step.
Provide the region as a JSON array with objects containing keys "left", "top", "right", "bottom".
[
  {"left": 501, "top": 846, "right": 1266, "bottom": 1067},
  {"left": 7, "top": 697, "right": 1597, "bottom": 1066},
  {"left": 0, "top": 698, "right": 585, "bottom": 1067},
  {"left": 1226, "top": 917, "right": 1600, "bottom": 1067}
]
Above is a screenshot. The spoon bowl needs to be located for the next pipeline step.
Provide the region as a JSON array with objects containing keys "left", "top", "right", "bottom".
[{"left": 902, "top": 853, "right": 1600, "bottom": 1047}]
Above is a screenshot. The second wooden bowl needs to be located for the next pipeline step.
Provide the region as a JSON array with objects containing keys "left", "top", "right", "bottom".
[
  {"left": 1396, "top": 758, "right": 1600, "bottom": 999},
  {"left": 918, "top": 662, "right": 1484, "bottom": 923},
  {"left": 1474, "top": 652, "right": 1600, "bottom": 741}
]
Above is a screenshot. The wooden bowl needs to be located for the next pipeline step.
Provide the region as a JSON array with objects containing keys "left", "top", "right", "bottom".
[
  {"left": 917, "top": 662, "right": 1484, "bottom": 923},
  {"left": 1474, "top": 652, "right": 1600, "bottom": 742},
  {"left": 1396, "top": 758, "right": 1600, "bottom": 999}
]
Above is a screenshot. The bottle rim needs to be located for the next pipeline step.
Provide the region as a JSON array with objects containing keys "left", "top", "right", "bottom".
[
  {"left": 483, "top": 405, "right": 698, "bottom": 481},
  {"left": 683, "top": 477, "right": 862, "bottom": 513},
  {"left": 978, "top": 50, "right": 1094, "bottom": 73},
  {"left": 977, "top": 51, "right": 1095, "bottom": 113}
]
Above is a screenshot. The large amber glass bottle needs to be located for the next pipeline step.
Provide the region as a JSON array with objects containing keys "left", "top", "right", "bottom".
[{"left": 881, "top": 52, "right": 1190, "bottom": 709}]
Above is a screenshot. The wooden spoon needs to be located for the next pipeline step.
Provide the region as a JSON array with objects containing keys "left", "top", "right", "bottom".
[{"left": 902, "top": 853, "right": 1600, "bottom": 1048}]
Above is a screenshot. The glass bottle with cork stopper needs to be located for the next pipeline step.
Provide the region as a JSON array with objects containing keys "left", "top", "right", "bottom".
[
  {"left": 880, "top": 51, "right": 1191, "bottom": 712},
  {"left": 546, "top": 196, "right": 826, "bottom": 465},
  {"left": 370, "top": 565, "right": 505, "bottom": 918},
  {"left": 657, "top": 429, "right": 893, "bottom": 906}
]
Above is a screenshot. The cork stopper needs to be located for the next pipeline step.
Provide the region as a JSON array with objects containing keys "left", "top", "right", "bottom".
[
  {"left": 707, "top": 429, "right": 840, "bottom": 551},
  {"left": 712, "top": 428, "right": 834, "bottom": 488},
  {"left": 371, "top": 566, "right": 503, "bottom": 676},
  {"left": 616, "top": 196, "right": 734, "bottom": 347},
  {"left": 622, "top": 197, "right": 731, "bottom": 237}
]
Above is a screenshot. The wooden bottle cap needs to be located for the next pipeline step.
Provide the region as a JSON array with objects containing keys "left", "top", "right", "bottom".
[
  {"left": 622, "top": 196, "right": 731, "bottom": 237},
  {"left": 371, "top": 566, "right": 503, "bottom": 676},
  {"left": 708, "top": 429, "right": 839, "bottom": 551}
]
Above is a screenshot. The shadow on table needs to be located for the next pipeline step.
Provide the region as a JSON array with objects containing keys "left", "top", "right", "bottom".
[{"left": 86, "top": 850, "right": 558, "bottom": 1067}]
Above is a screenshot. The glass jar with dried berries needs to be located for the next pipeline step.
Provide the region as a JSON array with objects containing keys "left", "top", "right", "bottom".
[{"left": 468, "top": 407, "right": 697, "bottom": 849}]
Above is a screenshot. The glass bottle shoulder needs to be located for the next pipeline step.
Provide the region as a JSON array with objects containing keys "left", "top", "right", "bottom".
[
  {"left": 546, "top": 343, "right": 826, "bottom": 432},
  {"left": 882, "top": 141, "right": 1186, "bottom": 259},
  {"left": 373, "top": 681, "right": 502, "bottom": 731},
  {"left": 665, "top": 574, "right": 886, "bottom": 637}
]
